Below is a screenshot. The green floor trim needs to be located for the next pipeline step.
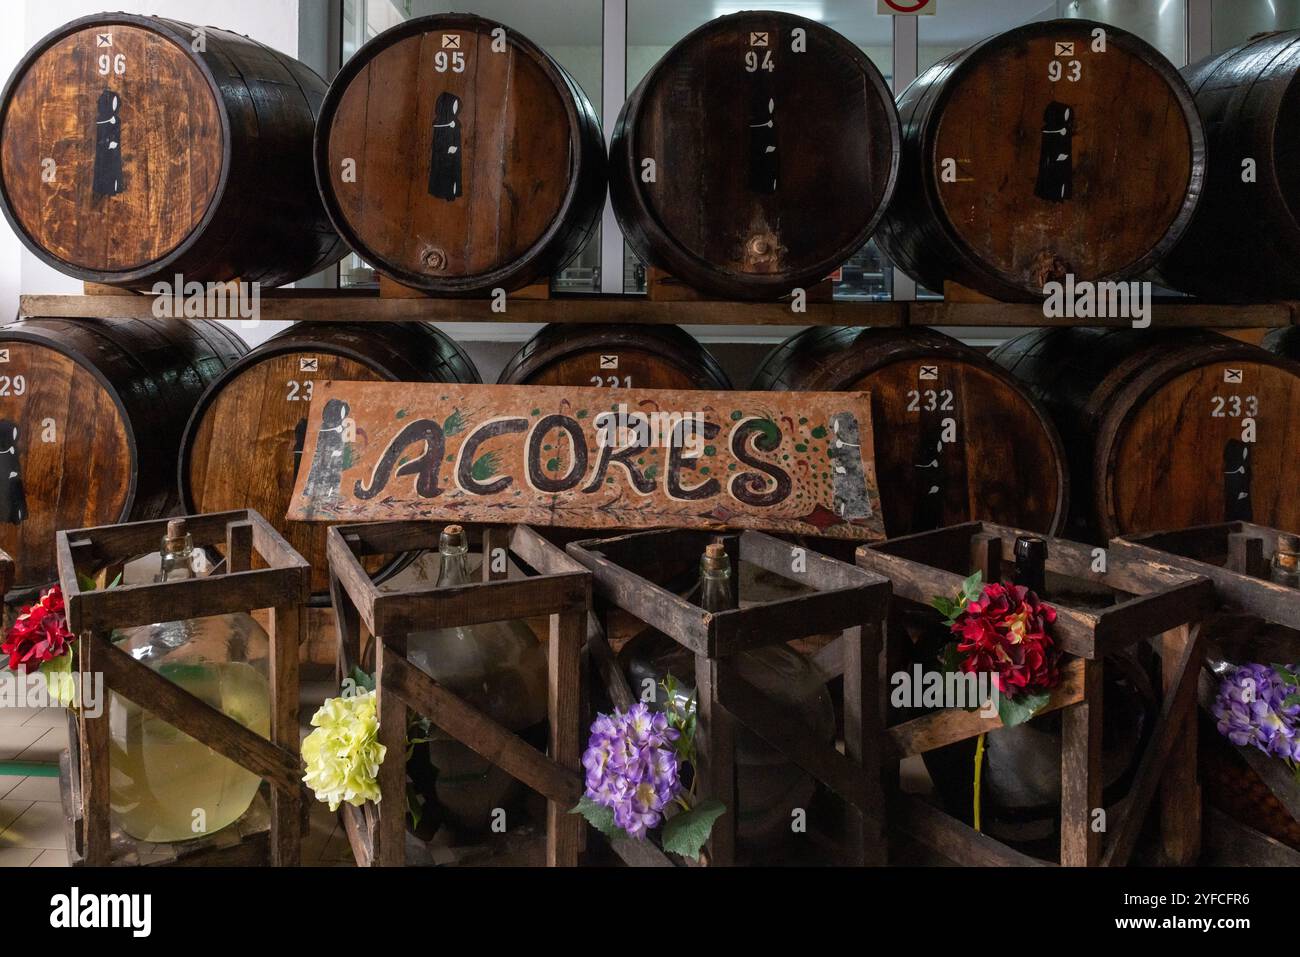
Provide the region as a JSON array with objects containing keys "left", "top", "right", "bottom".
[{"left": 0, "top": 760, "right": 59, "bottom": 778}]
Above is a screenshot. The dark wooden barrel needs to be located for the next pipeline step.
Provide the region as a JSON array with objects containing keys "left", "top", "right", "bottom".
[
  {"left": 0, "top": 317, "right": 247, "bottom": 592},
  {"left": 315, "top": 14, "right": 606, "bottom": 295},
  {"left": 750, "top": 327, "right": 1068, "bottom": 537},
  {"left": 609, "top": 12, "right": 899, "bottom": 301},
  {"left": 497, "top": 324, "right": 731, "bottom": 390},
  {"left": 1157, "top": 32, "right": 1300, "bottom": 300},
  {"left": 0, "top": 14, "right": 346, "bottom": 289},
  {"left": 991, "top": 328, "right": 1300, "bottom": 541},
  {"left": 180, "top": 322, "right": 480, "bottom": 598},
  {"left": 877, "top": 19, "right": 1204, "bottom": 300}
]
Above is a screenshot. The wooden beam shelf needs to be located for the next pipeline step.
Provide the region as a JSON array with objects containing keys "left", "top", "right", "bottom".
[{"left": 16, "top": 290, "right": 1299, "bottom": 328}]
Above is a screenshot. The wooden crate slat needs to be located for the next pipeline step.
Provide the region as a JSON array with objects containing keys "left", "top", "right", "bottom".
[
  {"left": 585, "top": 614, "right": 637, "bottom": 711},
  {"left": 714, "top": 661, "right": 866, "bottom": 806},
  {"left": 1100, "top": 626, "right": 1201, "bottom": 867},
  {"left": 1059, "top": 658, "right": 1105, "bottom": 866},
  {"left": 381, "top": 649, "right": 584, "bottom": 809},
  {"left": 547, "top": 609, "right": 584, "bottom": 867},
  {"left": 326, "top": 528, "right": 381, "bottom": 635},
  {"left": 896, "top": 794, "right": 1054, "bottom": 867},
  {"left": 66, "top": 566, "right": 305, "bottom": 635},
  {"left": 709, "top": 587, "right": 882, "bottom": 657},
  {"left": 568, "top": 545, "right": 711, "bottom": 654},
  {"left": 1091, "top": 578, "right": 1217, "bottom": 656},
  {"left": 886, "top": 657, "right": 1088, "bottom": 757},
  {"left": 739, "top": 531, "right": 887, "bottom": 593},
  {"left": 94, "top": 635, "right": 302, "bottom": 796},
  {"left": 856, "top": 548, "right": 1101, "bottom": 658},
  {"left": 1204, "top": 807, "right": 1300, "bottom": 867},
  {"left": 1113, "top": 523, "right": 1300, "bottom": 628},
  {"left": 372, "top": 572, "right": 589, "bottom": 634}
]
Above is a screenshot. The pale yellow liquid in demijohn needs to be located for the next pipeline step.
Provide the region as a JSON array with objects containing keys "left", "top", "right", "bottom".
[{"left": 108, "top": 615, "right": 271, "bottom": 844}]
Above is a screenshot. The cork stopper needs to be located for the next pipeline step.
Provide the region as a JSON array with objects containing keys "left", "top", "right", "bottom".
[
  {"left": 702, "top": 542, "right": 730, "bottom": 573},
  {"left": 165, "top": 518, "right": 188, "bottom": 546},
  {"left": 441, "top": 524, "right": 467, "bottom": 549}
]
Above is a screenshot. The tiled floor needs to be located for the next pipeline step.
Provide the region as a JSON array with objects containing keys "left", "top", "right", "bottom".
[
  {"left": 1, "top": 689, "right": 358, "bottom": 868},
  {"left": 0, "top": 707, "right": 71, "bottom": 867}
]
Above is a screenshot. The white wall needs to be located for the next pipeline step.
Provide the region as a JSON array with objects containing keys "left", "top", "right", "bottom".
[{"left": 0, "top": 0, "right": 301, "bottom": 345}]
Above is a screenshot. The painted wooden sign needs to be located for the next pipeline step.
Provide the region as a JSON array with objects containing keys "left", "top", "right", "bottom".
[{"left": 286, "top": 381, "right": 885, "bottom": 540}]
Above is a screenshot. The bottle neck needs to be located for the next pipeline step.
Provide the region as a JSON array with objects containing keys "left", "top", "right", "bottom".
[
  {"left": 159, "top": 535, "right": 194, "bottom": 582},
  {"left": 699, "top": 562, "right": 735, "bottom": 613},
  {"left": 436, "top": 542, "right": 472, "bottom": 587},
  {"left": 1013, "top": 536, "right": 1047, "bottom": 596}
]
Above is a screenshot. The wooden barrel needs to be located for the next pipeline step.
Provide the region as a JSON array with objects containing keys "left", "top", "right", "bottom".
[
  {"left": 180, "top": 322, "right": 480, "bottom": 597},
  {"left": 609, "top": 12, "right": 899, "bottom": 301},
  {"left": 991, "top": 328, "right": 1300, "bottom": 541},
  {"left": 1157, "top": 32, "right": 1300, "bottom": 300},
  {"left": 0, "top": 317, "right": 247, "bottom": 592},
  {"left": 877, "top": 18, "right": 1204, "bottom": 301},
  {"left": 497, "top": 324, "right": 732, "bottom": 390},
  {"left": 0, "top": 14, "right": 346, "bottom": 289},
  {"left": 750, "top": 327, "right": 1067, "bottom": 537},
  {"left": 315, "top": 14, "right": 606, "bottom": 295}
]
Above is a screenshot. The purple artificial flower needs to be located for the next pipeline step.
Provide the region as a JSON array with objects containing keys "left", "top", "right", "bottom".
[
  {"left": 581, "top": 701, "right": 683, "bottom": 839},
  {"left": 1213, "top": 664, "right": 1300, "bottom": 764}
]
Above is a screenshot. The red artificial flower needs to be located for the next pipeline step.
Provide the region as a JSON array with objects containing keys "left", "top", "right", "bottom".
[
  {"left": 952, "top": 582, "right": 1060, "bottom": 698},
  {"left": 2, "top": 586, "right": 73, "bottom": 672}
]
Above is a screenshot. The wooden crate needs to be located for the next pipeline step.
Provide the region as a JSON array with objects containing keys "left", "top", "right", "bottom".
[
  {"left": 1112, "top": 522, "right": 1300, "bottom": 630},
  {"left": 327, "top": 521, "right": 591, "bottom": 867},
  {"left": 1112, "top": 522, "right": 1300, "bottom": 864},
  {"left": 55, "top": 509, "right": 309, "bottom": 867},
  {"left": 567, "top": 528, "right": 892, "bottom": 866},
  {"left": 856, "top": 521, "right": 1216, "bottom": 867}
]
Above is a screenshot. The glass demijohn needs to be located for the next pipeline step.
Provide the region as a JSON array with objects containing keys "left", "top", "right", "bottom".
[{"left": 109, "top": 519, "right": 271, "bottom": 843}]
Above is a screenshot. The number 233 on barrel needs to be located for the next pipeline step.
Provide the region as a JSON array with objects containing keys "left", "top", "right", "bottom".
[{"left": 287, "top": 381, "right": 885, "bottom": 540}]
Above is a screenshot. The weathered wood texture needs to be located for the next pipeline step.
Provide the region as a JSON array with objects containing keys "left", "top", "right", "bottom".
[
  {"left": 609, "top": 12, "right": 898, "bottom": 300},
  {"left": 569, "top": 527, "right": 891, "bottom": 865},
  {"left": 316, "top": 13, "right": 606, "bottom": 295},
  {"left": 0, "top": 317, "right": 246, "bottom": 593},
  {"left": 498, "top": 323, "right": 732, "bottom": 391},
  {"left": 1113, "top": 522, "right": 1300, "bottom": 629},
  {"left": 878, "top": 18, "right": 1203, "bottom": 300},
  {"left": 288, "top": 380, "right": 886, "bottom": 541},
  {"left": 329, "top": 521, "right": 590, "bottom": 867},
  {"left": 861, "top": 521, "right": 1215, "bottom": 659},
  {"left": 19, "top": 290, "right": 1299, "bottom": 327},
  {"left": 55, "top": 508, "right": 309, "bottom": 867},
  {"left": 751, "top": 326, "right": 1068, "bottom": 537},
  {"left": 858, "top": 520, "right": 1212, "bottom": 866},
  {"left": 1158, "top": 31, "right": 1300, "bottom": 300},
  {"left": 992, "top": 328, "right": 1300, "bottom": 541},
  {"left": 181, "top": 321, "right": 480, "bottom": 597},
  {"left": 0, "top": 14, "right": 345, "bottom": 288}
]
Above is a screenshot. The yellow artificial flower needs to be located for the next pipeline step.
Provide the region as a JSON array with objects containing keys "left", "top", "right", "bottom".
[{"left": 301, "top": 690, "right": 388, "bottom": 811}]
